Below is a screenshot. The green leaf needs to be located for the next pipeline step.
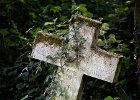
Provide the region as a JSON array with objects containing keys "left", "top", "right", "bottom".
[
  {"left": 29, "top": 12, "right": 37, "bottom": 18},
  {"left": 101, "top": 23, "right": 109, "bottom": 30},
  {"left": 83, "top": 11, "right": 93, "bottom": 17},
  {"left": 129, "top": 40, "right": 134, "bottom": 43},
  {"left": 121, "top": 43, "right": 129, "bottom": 52},
  {"left": 78, "top": 4, "right": 87, "bottom": 12},
  {"left": 97, "top": 39, "right": 105, "bottom": 46},
  {"left": 104, "top": 96, "right": 114, "bottom": 100},
  {"left": 115, "top": 7, "right": 129, "bottom": 13},
  {"left": 9, "top": 28, "right": 21, "bottom": 35},
  {"left": 16, "top": 83, "right": 25, "bottom": 90},
  {"left": 50, "top": 6, "right": 62, "bottom": 13},
  {"left": 124, "top": 56, "right": 131, "bottom": 69},
  {"left": 0, "top": 29, "right": 9, "bottom": 36},
  {"left": 115, "top": 79, "right": 127, "bottom": 86},
  {"left": 109, "top": 34, "right": 116, "bottom": 43},
  {"left": 34, "top": 27, "right": 42, "bottom": 33},
  {"left": 100, "top": 30, "right": 105, "bottom": 36},
  {"left": 44, "top": 22, "right": 54, "bottom": 26},
  {"left": 114, "top": 97, "right": 120, "bottom": 100},
  {"left": 59, "top": 16, "right": 68, "bottom": 21},
  {"left": 56, "top": 29, "right": 68, "bottom": 35},
  {"left": 11, "top": 20, "right": 17, "bottom": 29},
  {"left": 108, "top": 14, "right": 116, "bottom": 18},
  {"left": 116, "top": 40, "right": 122, "bottom": 43},
  {"left": 72, "top": 3, "right": 78, "bottom": 11},
  {"left": 20, "top": 95, "right": 29, "bottom": 100},
  {"left": 125, "top": 1, "right": 132, "bottom": 4},
  {"left": 20, "top": 0, "right": 25, "bottom": 3}
]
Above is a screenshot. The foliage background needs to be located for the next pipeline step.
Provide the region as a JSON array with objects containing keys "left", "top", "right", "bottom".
[{"left": 0, "top": 0, "right": 139, "bottom": 100}]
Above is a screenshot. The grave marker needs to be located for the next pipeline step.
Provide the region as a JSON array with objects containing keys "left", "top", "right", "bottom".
[{"left": 31, "top": 15, "right": 123, "bottom": 100}]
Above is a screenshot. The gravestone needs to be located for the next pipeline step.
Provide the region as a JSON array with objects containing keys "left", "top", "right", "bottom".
[{"left": 31, "top": 15, "right": 123, "bottom": 100}]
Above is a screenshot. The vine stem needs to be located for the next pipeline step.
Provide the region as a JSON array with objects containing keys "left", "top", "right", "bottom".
[{"left": 72, "top": 24, "right": 80, "bottom": 66}]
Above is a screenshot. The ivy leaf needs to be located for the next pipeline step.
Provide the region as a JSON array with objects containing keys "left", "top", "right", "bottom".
[
  {"left": 115, "top": 7, "right": 129, "bottom": 13},
  {"left": 83, "top": 11, "right": 93, "bottom": 17},
  {"left": 115, "top": 79, "right": 127, "bottom": 86},
  {"left": 104, "top": 96, "right": 114, "bottom": 100},
  {"left": 59, "top": 16, "right": 68, "bottom": 21},
  {"left": 20, "top": 95, "right": 29, "bottom": 100},
  {"left": 100, "top": 30, "right": 105, "bottom": 36},
  {"left": 97, "top": 39, "right": 105, "bottom": 46},
  {"left": 109, "top": 34, "right": 116, "bottom": 43},
  {"left": 121, "top": 43, "right": 129, "bottom": 52},
  {"left": 125, "top": 1, "right": 132, "bottom": 4},
  {"left": 78, "top": 4, "right": 87, "bottom": 12},
  {"left": 116, "top": 40, "right": 122, "bottom": 43},
  {"left": 72, "top": 3, "right": 77, "bottom": 11},
  {"left": 102, "top": 23, "right": 109, "bottom": 30},
  {"left": 16, "top": 83, "right": 25, "bottom": 90},
  {"left": 34, "top": 27, "right": 42, "bottom": 33},
  {"left": 129, "top": 40, "right": 134, "bottom": 43},
  {"left": 114, "top": 97, "right": 120, "bottom": 100},
  {"left": 29, "top": 12, "right": 36, "bottom": 18},
  {"left": 0, "top": 29, "right": 9, "bottom": 36},
  {"left": 20, "top": 0, "right": 25, "bottom": 3},
  {"left": 124, "top": 56, "right": 131, "bottom": 69},
  {"left": 44, "top": 22, "right": 54, "bottom": 26},
  {"left": 50, "top": 6, "right": 62, "bottom": 13}
]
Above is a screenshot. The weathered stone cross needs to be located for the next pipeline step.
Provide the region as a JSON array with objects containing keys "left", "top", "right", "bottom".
[{"left": 31, "top": 15, "right": 123, "bottom": 100}]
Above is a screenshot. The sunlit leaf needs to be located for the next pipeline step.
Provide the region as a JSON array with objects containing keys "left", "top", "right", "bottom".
[
  {"left": 125, "top": 1, "right": 133, "bottom": 4},
  {"left": 44, "top": 22, "right": 54, "bottom": 26},
  {"left": 83, "top": 11, "right": 93, "bottom": 17},
  {"left": 102, "top": 23, "right": 109, "bottom": 30},
  {"left": 20, "top": 0, "right": 25, "bottom": 3},
  {"left": 34, "top": 27, "right": 42, "bottom": 33},
  {"left": 78, "top": 4, "right": 87, "bottom": 12},
  {"left": 104, "top": 96, "right": 114, "bottom": 100},
  {"left": 116, "top": 40, "right": 122, "bottom": 43},
  {"left": 100, "top": 30, "right": 105, "bottom": 35},
  {"left": 129, "top": 40, "right": 134, "bottom": 43},
  {"left": 114, "top": 97, "right": 120, "bottom": 100},
  {"left": 109, "top": 34, "right": 116, "bottom": 43},
  {"left": 97, "top": 39, "right": 105, "bottom": 46}
]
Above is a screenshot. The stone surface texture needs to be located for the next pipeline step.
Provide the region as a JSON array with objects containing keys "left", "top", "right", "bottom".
[{"left": 31, "top": 15, "right": 123, "bottom": 100}]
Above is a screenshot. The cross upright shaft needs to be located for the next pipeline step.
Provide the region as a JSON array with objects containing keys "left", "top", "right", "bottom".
[{"left": 31, "top": 15, "right": 123, "bottom": 100}]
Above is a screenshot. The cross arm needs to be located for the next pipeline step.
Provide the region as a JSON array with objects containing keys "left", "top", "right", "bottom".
[{"left": 31, "top": 32, "right": 65, "bottom": 66}]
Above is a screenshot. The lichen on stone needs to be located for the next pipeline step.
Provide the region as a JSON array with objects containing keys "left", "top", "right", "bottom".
[{"left": 34, "top": 32, "right": 64, "bottom": 47}]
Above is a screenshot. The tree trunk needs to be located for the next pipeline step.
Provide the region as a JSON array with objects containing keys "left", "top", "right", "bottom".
[{"left": 135, "top": 0, "right": 140, "bottom": 95}]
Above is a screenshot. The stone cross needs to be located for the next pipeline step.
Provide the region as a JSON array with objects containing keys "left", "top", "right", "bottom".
[{"left": 31, "top": 15, "right": 123, "bottom": 100}]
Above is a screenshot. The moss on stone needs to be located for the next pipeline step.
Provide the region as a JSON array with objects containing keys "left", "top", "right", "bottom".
[{"left": 34, "top": 32, "right": 63, "bottom": 47}]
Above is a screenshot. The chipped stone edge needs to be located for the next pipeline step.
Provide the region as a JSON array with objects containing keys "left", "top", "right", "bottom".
[
  {"left": 69, "top": 15, "right": 102, "bottom": 27},
  {"left": 93, "top": 48, "right": 123, "bottom": 58}
]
